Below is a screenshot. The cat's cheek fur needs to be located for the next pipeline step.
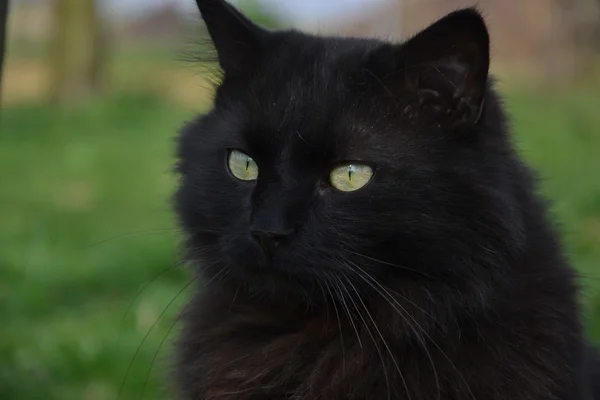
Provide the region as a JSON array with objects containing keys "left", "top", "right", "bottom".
[{"left": 171, "top": 1, "right": 600, "bottom": 399}]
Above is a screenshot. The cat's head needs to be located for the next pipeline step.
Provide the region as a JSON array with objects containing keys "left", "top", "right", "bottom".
[{"left": 176, "top": 0, "right": 524, "bottom": 304}]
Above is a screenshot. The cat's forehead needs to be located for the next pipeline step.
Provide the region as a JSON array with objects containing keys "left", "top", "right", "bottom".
[
  {"left": 234, "top": 93, "right": 391, "bottom": 170},
  {"left": 214, "top": 34, "right": 413, "bottom": 164},
  {"left": 241, "top": 37, "right": 381, "bottom": 134},
  {"left": 242, "top": 79, "right": 364, "bottom": 154}
]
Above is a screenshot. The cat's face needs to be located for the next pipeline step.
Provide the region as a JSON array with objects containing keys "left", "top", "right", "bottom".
[{"left": 177, "top": 1, "right": 520, "bottom": 300}]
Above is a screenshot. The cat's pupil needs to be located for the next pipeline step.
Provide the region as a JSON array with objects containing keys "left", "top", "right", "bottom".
[
  {"left": 245, "top": 160, "right": 250, "bottom": 171},
  {"left": 348, "top": 165, "right": 357, "bottom": 181}
]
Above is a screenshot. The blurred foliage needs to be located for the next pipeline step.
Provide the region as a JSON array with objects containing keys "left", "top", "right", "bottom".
[
  {"left": 237, "top": 0, "right": 283, "bottom": 29},
  {"left": 0, "top": 0, "right": 8, "bottom": 102},
  {"left": 0, "top": 92, "right": 195, "bottom": 400},
  {"left": 49, "top": 0, "right": 107, "bottom": 104}
]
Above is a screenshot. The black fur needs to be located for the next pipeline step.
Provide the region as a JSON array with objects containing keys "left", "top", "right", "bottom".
[{"left": 173, "top": 1, "right": 599, "bottom": 398}]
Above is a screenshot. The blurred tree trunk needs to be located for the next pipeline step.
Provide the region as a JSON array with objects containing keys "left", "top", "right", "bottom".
[
  {"left": 50, "top": 0, "right": 107, "bottom": 104},
  {"left": 559, "top": 0, "right": 600, "bottom": 67},
  {"left": 572, "top": 0, "right": 600, "bottom": 52},
  {"left": 0, "top": 0, "right": 9, "bottom": 108}
]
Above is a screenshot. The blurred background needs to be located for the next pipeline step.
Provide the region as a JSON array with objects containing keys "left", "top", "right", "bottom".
[{"left": 1, "top": 0, "right": 600, "bottom": 398}]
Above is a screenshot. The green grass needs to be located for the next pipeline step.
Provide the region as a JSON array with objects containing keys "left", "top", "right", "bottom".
[
  {"left": 0, "top": 93, "right": 201, "bottom": 400},
  {"left": 1, "top": 87, "right": 600, "bottom": 399}
]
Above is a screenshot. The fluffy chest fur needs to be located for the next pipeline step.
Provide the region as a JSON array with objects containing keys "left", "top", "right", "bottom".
[{"left": 175, "top": 275, "right": 585, "bottom": 400}]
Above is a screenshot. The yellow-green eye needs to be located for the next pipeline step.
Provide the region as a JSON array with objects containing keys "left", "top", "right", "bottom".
[
  {"left": 228, "top": 150, "right": 258, "bottom": 181},
  {"left": 329, "top": 163, "right": 374, "bottom": 192}
]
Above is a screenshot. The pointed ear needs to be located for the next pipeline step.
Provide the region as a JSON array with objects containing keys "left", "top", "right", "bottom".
[
  {"left": 370, "top": 8, "right": 490, "bottom": 128},
  {"left": 195, "top": 0, "right": 269, "bottom": 75}
]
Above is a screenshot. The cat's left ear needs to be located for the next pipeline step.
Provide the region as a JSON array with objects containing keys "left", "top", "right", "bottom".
[
  {"left": 195, "top": 0, "right": 270, "bottom": 76},
  {"left": 369, "top": 8, "right": 490, "bottom": 128}
]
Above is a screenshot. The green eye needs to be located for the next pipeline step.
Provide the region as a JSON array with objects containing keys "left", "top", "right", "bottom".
[
  {"left": 228, "top": 150, "right": 258, "bottom": 181},
  {"left": 329, "top": 163, "right": 373, "bottom": 192}
]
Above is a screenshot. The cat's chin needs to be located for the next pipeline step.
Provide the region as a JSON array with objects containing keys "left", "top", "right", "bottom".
[
  {"left": 228, "top": 258, "right": 317, "bottom": 283},
  {"left": 202, "top": 254, "right": 332, "bottom": 305},
  {"left": 222, "top": 243, "right": 323, "bottom": 276}
]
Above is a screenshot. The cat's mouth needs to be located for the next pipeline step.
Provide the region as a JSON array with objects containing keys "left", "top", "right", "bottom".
[
  {"left": 250, "top": 247, "right": 288, "bottom": 272},
  {"left": 255, "top": 241, "right": 276, "bottom": 265},
  {"left": 217, "top": 232, "right": 338, "bottom": 285}
]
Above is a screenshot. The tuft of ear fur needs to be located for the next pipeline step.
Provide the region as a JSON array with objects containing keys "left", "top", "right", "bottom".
[
  {"left": 195, "top": 0, "right": 269, "bottom": 76},
  {"left": 368, "top": 8, "right": 490, "bottom": 128}
]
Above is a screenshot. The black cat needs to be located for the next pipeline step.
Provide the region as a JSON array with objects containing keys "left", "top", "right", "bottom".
[{"left": 173, "top": 0, "right": 600, "bottom": 398}]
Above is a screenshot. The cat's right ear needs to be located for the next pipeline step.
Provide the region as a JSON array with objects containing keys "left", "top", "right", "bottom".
[{"left": 195, "top": 0, "right": 269, "bottom": 76}]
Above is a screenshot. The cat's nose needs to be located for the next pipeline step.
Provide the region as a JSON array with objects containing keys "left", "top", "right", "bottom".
[{"left": 250, "top": 228, "right": 294, "bottom": 253}]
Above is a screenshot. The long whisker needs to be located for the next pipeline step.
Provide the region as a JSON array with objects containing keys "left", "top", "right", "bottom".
[
  {"left": 345, "top": 249, "right": 433, "bottom": 279},
  {"left": 139, "top": 301, "right": 191, "bottom": 400},
  {"left": 81, "top": 226, "right": 225, "bottom": 249},
  {"left": 330, "top": 276, "right": 363, "bottom": 349},
  {"left": 342, "top": 274, "right": 410, "bottom": 400},
  {"left": 139, "top": 264, "right": 231, "bottom": 400},
  {"left": 117, "top": 270, "right": 202, "bottom": 400},
  {"left": 322, "top": 273, "right": 347, "bottom": 375},
  {"left": 314, "top": 275, "right": 330, "bottom": 335},
  {"left": 336, "top": 274, "right": 393, "bottom": 400},
  {"left": 341, "top": 256, "right": 441, "bottom": 324},
  {"left": 80, "top": 228, "right": 183, "bottom": 249},
  {"left": 115, "top": 257, "right": 187, "bottom": 376},
  {"left": 343, "top": 261, "right": 437, "bottom": 400},
  {"left": 344, "top": 258, "right": 475, "bottom": 400},
  {"left": 117, "top": 245, "right": 219, "bottom": 345}
]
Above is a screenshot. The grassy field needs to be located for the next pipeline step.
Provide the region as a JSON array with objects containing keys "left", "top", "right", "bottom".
[
  {"left": 0, "top": 93, "right": 200, "bottom": 399},
  {"left": 1, "top": 85, "right": 600, "bottom": 400}
]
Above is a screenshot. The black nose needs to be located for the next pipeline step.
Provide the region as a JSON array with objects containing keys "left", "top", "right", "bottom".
[{"left": 250, "top": 228, "right": 294, "bottom": 254}]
